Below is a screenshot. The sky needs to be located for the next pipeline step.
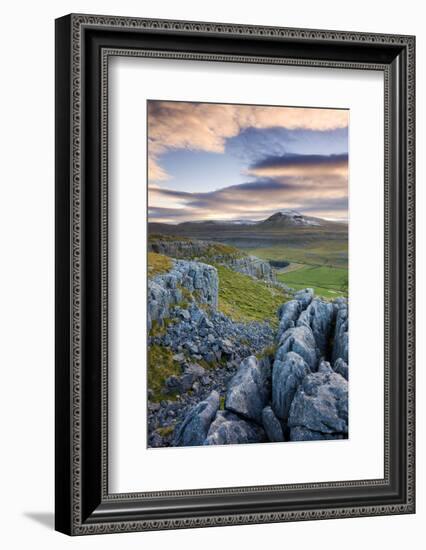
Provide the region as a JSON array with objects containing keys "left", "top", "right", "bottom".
[{"left": 147, "top": 101, "right": 349, "bottom": 224}]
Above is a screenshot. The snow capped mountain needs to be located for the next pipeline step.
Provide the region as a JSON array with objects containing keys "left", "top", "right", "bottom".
[{"left": 259, "top": 211, "right": 322, "bottom": 227}]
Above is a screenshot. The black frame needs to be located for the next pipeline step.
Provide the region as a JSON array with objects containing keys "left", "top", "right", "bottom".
[{"left": 55, "top": 14, "right": 415, "bottom": 535}]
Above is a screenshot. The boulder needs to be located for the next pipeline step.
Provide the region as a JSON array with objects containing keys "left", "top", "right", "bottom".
[
  {"left": 276, "top": 325, "right": 318, "bottom": 371},
  {"left": 149, "top": 433, "right": 164, "bottom": 448},
  {"left": 288, "top": 370, "right": 348, "bottom": 435},
  {"left": 289, "top": 426, "right": 346, "bottom": 441},
  {"left": 332, "top": 298, "right": 349, "bottom": 364},
  {"left": 333, "top": 358, "right": 349, "bottom": 380},
  {"left": 148, "top": 260, "right": 219, "bottom": 330},
  {"left": 297, "top": 299, "right": 335, "bottom": 357},
  {"left": 173, "top": 391, "right": 220, "bottom": 446},
  {"left": 262, "top": 406, "right": 285, "bottom": 442},
  {"left": 148, "top": 401, "right": 160, "bottom": 413},
  {"left": 165, "top": 375, "right": 190, "bottom": 394},
  {"left": 229, "top": 255, "right": 276, "bottom": 282},
  {"left": 294, "top": 288, "right": 314, "bottom": 309},
  {"left": 225, "top": 355, "right": 270, "bottom": 423},
  {"left": 184, "top": 363, "right": 205, "bottom": 379},
  {"left": 318, "top": 360, "right": 333, "bottom": 374},
  {"left": 204, "top": 410, "right": 266, "bottom": 445},
  {"left": 271, "top": 351, "right": 311, "bottom": 420},
  {"left": 277, "top": 300, "right": 302, "bottom": 336}
]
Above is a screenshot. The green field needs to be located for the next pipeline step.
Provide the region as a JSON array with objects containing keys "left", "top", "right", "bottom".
[
  {"left": 277, "top": 265, "right": 348, "bottom": 299},
  {"left": 245, "top": 239, "right": 348, "bottom": 300},
  {"left": 246, "top": 240, "right": 348, "bottom": 269}
]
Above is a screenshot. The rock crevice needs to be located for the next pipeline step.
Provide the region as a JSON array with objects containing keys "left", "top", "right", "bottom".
[{"left": 169, "top": 288, "right": 349, "bottom": 447}]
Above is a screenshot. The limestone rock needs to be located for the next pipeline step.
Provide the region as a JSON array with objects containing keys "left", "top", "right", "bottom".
[
  {"left": 148, "top": 259, "right": 219, "bottom": 330},
  {"left": 204, "top": 410, "right": 266, "bottom": 445},
  {"left": 271, "top": 351, "right": 310, "bottom": 420},
  {"left": 297, "top": 298, "right": 335, "bottom": 357},
  {"left": 173, "top": 391, "right": 220, "bottom": 446},
  {"left": 277, "top": 300, "right": 302, "bottom": 336},
  {"left": 149, "top": 236, "right": 275, "bottom": 282},
  {"left": 289, "top": 426, "right": 346, "bottom": 441},
  {"left": 276, "top": 325, "right": 318, "bottom": 371},
  {"left": 225, "top": 355, "right": 270, "bottom": 423},
  {"left": 294, "top": 288, "right": 314, "bottom": 309},
  {"left": 333, "top": 358, "right": 349, "bottom": 380},
  {"left": 262, "top": 406, "right": 284, "bottom": 442},
  {"left": 288, "top": 370, "right": 348, "bottom": 435},
  {"left": 332, "top": 298, "right": 349, "bottom": 364}
]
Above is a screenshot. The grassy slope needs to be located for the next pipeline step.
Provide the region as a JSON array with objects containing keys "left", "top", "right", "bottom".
[
  {"left": 147, "top": 251, "right": 289, "bottom": 401},
  {"left": 148, "top": 225, "right": 348, "bottom": 300},
  {"left": 148, "top": 251, "right": 172, "bottom": 277},
  {"left": 277, "top": 265, "right": 348, "bottom": 299},
  {"left": 214, "top": 264, "right": 288, "bottom": 327}
]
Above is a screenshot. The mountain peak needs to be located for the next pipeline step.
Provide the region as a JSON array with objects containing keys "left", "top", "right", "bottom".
[
  {"left": 267, "top": 210, "right": 302, "bottom": 219},
  {"left": 261, "top": 210, "right": 322, "bottom": 227}
]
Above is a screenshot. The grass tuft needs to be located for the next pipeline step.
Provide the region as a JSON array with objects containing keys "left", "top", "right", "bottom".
[
  {"left": 147, "top": 344, "right": 181, "bottom": 402},
  {"left": 148, "top": 252, "right": 172, "bottom": 278},
  {"left": 156, "top": 424, "right": 176, "bottom": 438}
]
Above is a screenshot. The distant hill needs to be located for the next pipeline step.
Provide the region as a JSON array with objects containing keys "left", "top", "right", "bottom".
[{"left": 148, "top": 211, "right": 347, "bottom": 250}]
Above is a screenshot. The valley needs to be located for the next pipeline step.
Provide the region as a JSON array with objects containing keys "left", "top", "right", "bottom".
[
  {"left": 146, "top": 211, "right": 349, "bottom": 447},
  {"left": 149, "top": 210, "right": 348, "bottom": 300}
]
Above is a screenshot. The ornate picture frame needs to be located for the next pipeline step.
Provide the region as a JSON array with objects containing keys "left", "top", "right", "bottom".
[{"left": 55, "top": 14, "right": 415, "bottom": 535}]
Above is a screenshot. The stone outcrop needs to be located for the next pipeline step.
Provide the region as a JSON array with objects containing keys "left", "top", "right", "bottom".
[
  {"left": 262, "top": 406, "right": 284, "bottom": 442},
  {"left": 333, "top": 358, "right": 349, "bottom": 380},
  {"left": 204, "top": 410, "right": 266, "bottom": 445},
  {"left": 297, "top": 298, "right": 334, "bottom": 357},
  {"left": 229, "top": 255, "right": 275, "bottom": 282},
  {"left": 332, "top": 298, "right": 349, "bottom": 364},
  {"left": 277, "top": 300, "right": 302, "bottom": 333},
  {"left": 149, "top": 237, "right": 216, "bottom": 259},
  {"left": 294, "top": 288, "right": 314, "bottom": 309},
  {"left": 268, "top": 293, "right": 349, "bottom": 441},
  {"left": 276, "top": 326, "right": 318, "bottom": 371},
  {"left": 225, "top": 355, "right": 271, "bottom": 424},
  {"left": 151, "top": 287, "right": 349, "bottom": 448},
  {"left": 289, "top": 426, "right": 345, "bottom": 441},
  {"left": 173, "top": 391, "right": 220, "bottom": 447},
  {"left": 288, "top": 368, "right": 348, "bottom": 437},
  {"left": 148, "top": 260, "right": 218, "bottom": 331},
  {"left": 272, "top": 351, "right": 310, "bottom": 420},
  {"left": 149, "top": 236, "right": 275, "bottom": 282}
]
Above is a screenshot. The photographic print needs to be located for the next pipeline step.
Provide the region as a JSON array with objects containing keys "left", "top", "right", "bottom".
[{"left": 147, "top": 100, "right": 349, "bottom": 448}]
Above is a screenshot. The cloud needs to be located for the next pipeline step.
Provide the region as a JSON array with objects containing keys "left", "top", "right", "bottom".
[
  {"left": 247, "top": 153, "right": 348, "bottom": 178},
  {"left": 148, "top": 168, "right": 348, "bottom": 224},
  {"left": 148, "top": 101, "right": 348, "bottom": 181}
]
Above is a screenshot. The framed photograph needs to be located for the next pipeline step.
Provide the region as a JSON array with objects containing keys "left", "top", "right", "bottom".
[{"left": 55, "top": 14, "right": 415, "bottom": 535}]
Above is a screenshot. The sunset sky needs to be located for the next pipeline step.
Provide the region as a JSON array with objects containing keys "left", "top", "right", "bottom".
[{"left": 147, "top": 101, "right": 349, "bottom": 224}]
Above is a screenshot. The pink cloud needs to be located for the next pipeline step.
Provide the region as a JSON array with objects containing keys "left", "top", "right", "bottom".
[{"left": 148, "top": 101, "right": 348, "bottom": 182}]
